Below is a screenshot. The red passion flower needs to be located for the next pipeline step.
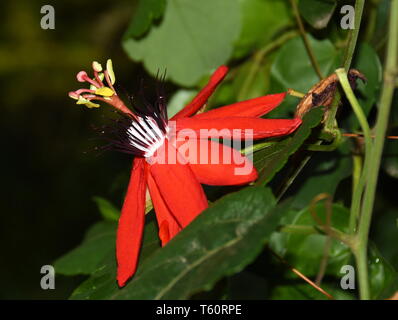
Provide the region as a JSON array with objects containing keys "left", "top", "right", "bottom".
[{"left": 69, "top": 60, "right": 302, "bottom": 287}]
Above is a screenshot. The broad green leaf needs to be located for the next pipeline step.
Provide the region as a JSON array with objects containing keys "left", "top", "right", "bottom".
[
  {"left": 87, "top": 187, "right": 279, "bottom": 299},
  {"left": 123, "top": 0, "right": 241, "bottom": 86},
  {"left": 233, "top": 0, "right": 291, "bottom": 58},
  {"left": 253, "top": 140, "right": 289, "bottom": 174},
  {"left": 124, "top": 0, "right": 166, "bottom": 38},
  {"left": 271, "top": 35, "right": 338, "bottom": 94},
  {"left": 255, "top": 107, "right": 324, "bottom": 185},
  {"left": 288, "top": 140, "right": 352, "bottom": 209},
  {"left": 92, "top": 196, "right": 119, "bottom": 221},
  {"left": 54, "top": 221, "right": 117, "bottom": 276},
  {"left": 368, "top": 243, "right": 397, "bottom": 299},
  {"left": 271, "top": 203, "right": 351, "bottom": 278},
  {"left": 70, "top": 217, "right": 160, "bottom": 299},
  {"left": 268, "top": 35, "right": 339, "bottom": 118},
  {"left": 298, "top": 0, "right": 337, "bottom": 29},
  {"left": 226, "top": 200, "right": 296, "bottom": 300}
]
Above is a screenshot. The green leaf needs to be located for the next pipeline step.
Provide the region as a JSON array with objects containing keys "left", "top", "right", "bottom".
[
  {"left": 84, "top": 187, "right": 279, "bottom": 299},
  {"left": 298, "top": 0, "right": 337, "bottom": 29},
  {"left": 92, "top": 196, "right": 119, "bottom": 221},
  {"left": 368, "top": 243, "right": 397, "bottom": 299},
  {"left": 233, "top": 0, "right": 291, "bottom": 58},
  {"left": 69, "top": 216, "right": 160, "bottom": 299},
  {"left": 288, "top": 140, "right": 352, "bottom": 209},
  {"left": 271, "top": 35, "right": 338, "bottom": 94},
  {"left": 124, "top": 0, "right": 166, "bottom": 38},
  {"left": 54, "top": 221, "right": 117, "bottom": 276},
  {"left": 123, "top": 0, "right": 241, "bottom": 86},
  {"left": 268, "top": 35, "right": 339, "bottom": 118},
  {"left": 271, "top": 203, "right": 351, "bottom": 278},
  {"left": 253, "top": 141, "right": 289, "bottom": 174},
  {"left": 255, "top": 107, "right": 324, "bottom": 185}
]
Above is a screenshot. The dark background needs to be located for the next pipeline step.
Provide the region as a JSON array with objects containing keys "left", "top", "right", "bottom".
[{"left": 0, "top": 0, "right": 144, "bottom": 299}]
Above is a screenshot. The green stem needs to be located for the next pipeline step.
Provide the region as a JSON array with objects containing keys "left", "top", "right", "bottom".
[
  {"left": 355, "top": 0, "right": 398, "bottom": 300},
  {"left": 290, "top": 0, "right": 323, "bottom": 79},
  {"left": 336, "top": 69, "right": 372, "bottom": 153},
  {"left": 349, "top": 154, "right": 362, "bottom": 232},
  {"left": 336, "top": 68, "right": 373, "bottom": 237}
]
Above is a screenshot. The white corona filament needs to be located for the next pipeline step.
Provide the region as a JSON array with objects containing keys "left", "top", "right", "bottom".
[{"left": 127, "top": 116, "right": 168, "bottom": 157}]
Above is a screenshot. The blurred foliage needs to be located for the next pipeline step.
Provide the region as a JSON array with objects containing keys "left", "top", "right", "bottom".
[{"left": 2, "top": 0, "right": 397, "bottom": 299}]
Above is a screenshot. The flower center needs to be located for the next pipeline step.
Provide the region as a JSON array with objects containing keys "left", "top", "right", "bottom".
[{"left": 126, "top": 116, "right": 169, "bottom": 158}]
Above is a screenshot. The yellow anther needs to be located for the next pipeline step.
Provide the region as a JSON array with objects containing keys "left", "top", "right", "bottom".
[
  {"left": 76, "top": 96, "right": 100, "bottom": 108},
  {"left": 106, "top": 59, "right": 116, "bottom": 85},
  {"left": 92, "top": 61, "right": 103, "bottom": 72},
  {"left": 95, "top": 87, "right": 114, "bottom": 97}
]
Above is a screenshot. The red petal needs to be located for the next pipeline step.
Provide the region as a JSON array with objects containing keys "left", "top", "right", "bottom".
[
  {"left": 147, "top": 172, "right": 182, "bottom": 246},
  {"left": 192, "top": 92, "right": 286, "bottom": 120},
  {"left": 176, "top": 117, "right": 302, "bottom": 140},
  {"left": 175, "top": 138, "right": 257, "bottom": 185},
  {"left": 171, "top": 66, "right": 228, "bottom": 120},
  {"left": 116, "top": 158, "right": 147, "bottom": 287},
  {"left": 149, "top": 141, "right": 208, "bottom": 228}
]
